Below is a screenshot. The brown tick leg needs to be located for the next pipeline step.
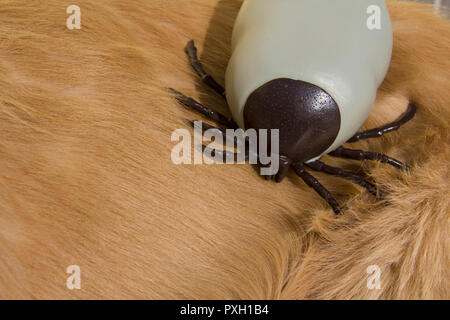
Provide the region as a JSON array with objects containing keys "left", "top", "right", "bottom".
[
  {"left": 348, "top": 103, "right": 417, "bottom": 143},
  {"left": 170, "top": 88, "right": 237, "bottom": 128},
  {"left": 292, "top": 162, "right": 344, "bottom": 215},
  {"left": 306, "top": 160, "right": 382, "bottom": 197},
  {"left": 201, "top": 145, "right": 249, "bottom": 163},
  {"left": 274, "top": 156, "right": 292, "bottom": 183},
  {"left": 185, "top": 40, "right": 227, "bottom": 100},
  {"left": 329, "top": 147, "right": 409, "bottom": 171}
]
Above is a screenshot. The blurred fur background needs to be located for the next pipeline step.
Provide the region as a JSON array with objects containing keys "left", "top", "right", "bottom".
[{"left": 0, "top": 0, "right": 448, "bottom": 299}]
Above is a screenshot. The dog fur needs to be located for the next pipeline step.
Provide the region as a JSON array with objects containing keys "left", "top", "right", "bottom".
[{"left": 0, "top": 0, "right": 448, "bottom": 299}]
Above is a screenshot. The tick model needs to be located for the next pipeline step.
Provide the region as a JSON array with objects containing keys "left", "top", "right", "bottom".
[{"left": 171, "top": 0, "right": 416, "bottom": 214}]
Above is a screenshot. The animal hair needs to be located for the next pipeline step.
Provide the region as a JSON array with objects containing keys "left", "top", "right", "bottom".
[{"left": 0, "top": 0, "right": 448, "bottom": 299}]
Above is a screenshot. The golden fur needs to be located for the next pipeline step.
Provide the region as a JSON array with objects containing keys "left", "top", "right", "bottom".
[{"left": 0, "top": 0, "right": 448, "bottom": 299}]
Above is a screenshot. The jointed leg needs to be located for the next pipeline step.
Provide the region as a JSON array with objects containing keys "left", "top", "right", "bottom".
[
  {"left": 348, "top": 103, "right": 417, "bottom": 143},
  {"left": 306, "top": 160, "right": 380, "bottom": 197},
  {"left": 274, "top": 156, "right": 292, "bottom": 183},
  {"left": 260, "top": 156, "right": 291, "bottom": 182},
  {"left": 170, "top": 88, "right": 237, "bottom": 128},
  {"left": 185, "top": 122, "right": 248, "bottom": 163},
  {"left": 292, "top": 163, "right": 343, "bottom": 215},
  {"left": 329, "top": 146, "right": 409, "bottom": 170},
  {"left": 185, "top": 40, "right": 227, "bottom": 100},
  {"left": 185, "top": 119, "right": 228, "bottom": 136},
  {"left": 201, "top": 145, "right": 249, "bottom": 163},
  {"left": 185, "top": 120, "right": 244, "bottom": 147}
]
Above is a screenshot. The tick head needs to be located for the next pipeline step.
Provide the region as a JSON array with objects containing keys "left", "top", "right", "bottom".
[{"left": 243, "top": 78, "right": 341, "bottom": 164}]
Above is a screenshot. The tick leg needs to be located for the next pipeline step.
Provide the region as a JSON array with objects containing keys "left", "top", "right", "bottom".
[
  {"left": 185, "top": 120, "right": 228, "bottom": 136},
  {"left": 186, "top": 120, "right": 253, "bottom": 162},
  {"left": 185, "top": 40, "right": 227, "bottom": 100},
  {"left": 185, "top": 120, "right": 244, "bottom": 146},
  {"left": 274, "top": 156, "right": 292, "bottom": 183},
  {"left": 348, "top": 103, "right": 417, "bottom": 143},
  {"left": 329, "top": 147, "right": 409, "bottom": 170},
  {"left": 306, "top": 160, "right": 380, "bottom": 197},
  {"left": 293, "top": 163, "right": 343, "bottom": 215},
  {"left": 201, "top": 145, "right": 249, "bottom": 163},
  {"left": 170, "top": 88, "right": 237, "bottom": 128}
]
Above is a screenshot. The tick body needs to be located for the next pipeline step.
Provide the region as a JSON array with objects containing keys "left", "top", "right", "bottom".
[
  {"left": 227, "top": 0, "right": 393, "bottom": 163},
  {"left": 171, "top": 0, "right": 416, "bottom": 214}
]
